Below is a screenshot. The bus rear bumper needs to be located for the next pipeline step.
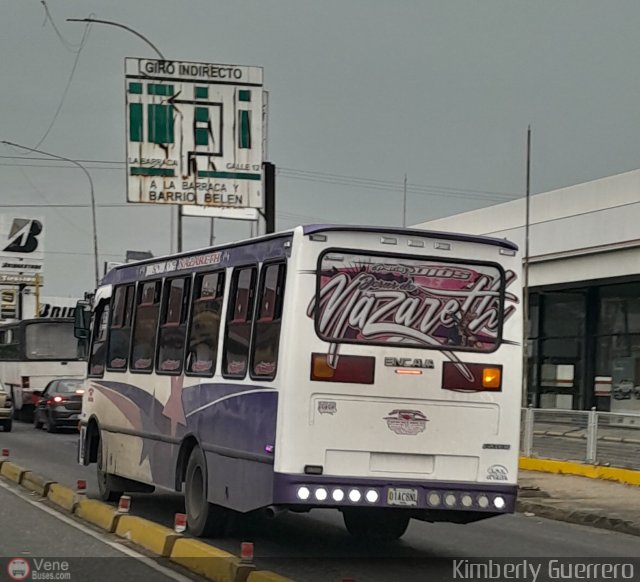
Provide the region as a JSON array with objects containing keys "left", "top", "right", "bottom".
[{"left": 272, "top": 472, "right": 517, "bottom": 515}]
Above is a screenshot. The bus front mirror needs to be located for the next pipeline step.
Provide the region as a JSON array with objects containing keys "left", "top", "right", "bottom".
[{"left": 74, "top": 302, "right": 91, "bottom": 340}]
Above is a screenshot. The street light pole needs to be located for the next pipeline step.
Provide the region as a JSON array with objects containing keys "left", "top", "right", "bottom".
[
  {"left": 2, "top": 140, "right": 100, "bottom": 288},
  {"left": 66, "top": 18, "right": 166, "bottom": 59},
  {"left": 66, "top": 17, "right": 183, "bottom": 253}
]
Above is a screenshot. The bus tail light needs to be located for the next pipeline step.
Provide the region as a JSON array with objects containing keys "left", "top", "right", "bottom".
[
  {"left": 442, "top": 362, "right": 502, "bottom": 392},
  {"left": 311, "top": 354, "right": 375, "bottom": 384}
]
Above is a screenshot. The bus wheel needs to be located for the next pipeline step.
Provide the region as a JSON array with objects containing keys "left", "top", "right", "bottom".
[
  {"left": 185, "top": 447, "right": 228, "bottom": 538},
  {"left": 97, "top": 441, "right": 123, "bottom": 502},
  {"left": 343, "top": 509, "right": 410, "bottom": 541}
]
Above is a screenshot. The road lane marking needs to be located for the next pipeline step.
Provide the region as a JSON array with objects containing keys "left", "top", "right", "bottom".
[{"left": 0, "top": 479, "right": 194, "bottom": 582}]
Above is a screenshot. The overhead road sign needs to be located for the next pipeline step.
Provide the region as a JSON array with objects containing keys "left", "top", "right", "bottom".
[
  {"left": 180, "top": 206, "right": 259, "bottom": 221},
  {"left": 125, "top": 58, "right": 264, "bottom": 211}
]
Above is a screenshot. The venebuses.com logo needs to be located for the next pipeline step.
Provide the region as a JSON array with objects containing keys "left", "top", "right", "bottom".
[{"left": 7, "top": 558, "right": 71, "bottom": 581}]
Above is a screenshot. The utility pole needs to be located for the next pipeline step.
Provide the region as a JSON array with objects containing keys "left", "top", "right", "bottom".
[
  {"left": 264, "top": 162, "right": 276, "bottom": 234},
  {"left": 209, "top": 218, "right": 215, "bottom": 246},
  {"left": 402, "top": 174, "right": 408, "bottom": 228},
  {"left": 522, "top": 126, "right": 532, "bottom": 406}
]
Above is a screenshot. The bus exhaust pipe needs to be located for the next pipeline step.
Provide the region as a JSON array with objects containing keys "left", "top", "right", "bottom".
[{"left": 265, "top": 506, "right": 285, "bottom": 518}]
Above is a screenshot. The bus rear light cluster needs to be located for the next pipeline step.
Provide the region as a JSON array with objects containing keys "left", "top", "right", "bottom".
[
  {"left": 296, "top": 486, "right": 379, "bottom": 504},
  {"left": 427, "top": 491, "right": 506, "bottom": 510},
  {"left": 310, "top": 354, "right": 375, "bottom": 385},
  {"left": 442, "top": 362, "right": 503, "bottom": 392}
]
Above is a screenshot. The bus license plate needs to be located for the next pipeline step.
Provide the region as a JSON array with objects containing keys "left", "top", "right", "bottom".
[{"left": 387, "top": 487, "right": 418, "bottom": 506}]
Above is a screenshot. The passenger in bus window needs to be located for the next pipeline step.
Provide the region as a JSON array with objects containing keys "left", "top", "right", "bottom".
[{"left": 186, "top": 309, "right": 219, "bottom": 374}]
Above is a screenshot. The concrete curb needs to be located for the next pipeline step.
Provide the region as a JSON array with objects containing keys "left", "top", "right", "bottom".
[
  {"left": 21, "top": 471, "right": 56, "bottom": 497},
  {"left": 519, "top": 457, "right": 640, "bottom": 486},
  {"left": 170, "top": 538, "right": 255, "bottom": 582},
  {"left": 0, "top": 461, "right": 29, "bottom": 484},
  {"left": 47, "top": 483, "right": 77, "bottom": 512},
  {"left": 247, "top": 572, "right": 296, "bottom": 582},
  {"left": 75, "top": 498, "right": 121, "bottom": 533},
  {"left": 517, "top": 499, "right": 640, "bottom": 537},
  {"left": 115, "top": 515, "right": 180, "bottom": 558},
  {"left": 0, "top": 457, "right": 296, "bottom": 581}
]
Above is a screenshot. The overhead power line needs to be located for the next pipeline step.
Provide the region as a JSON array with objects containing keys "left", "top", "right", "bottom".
[{"left": 0, "top": 156, "right": 520, "bottom": 203}]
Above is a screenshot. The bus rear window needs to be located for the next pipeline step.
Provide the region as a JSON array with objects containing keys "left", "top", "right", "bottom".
[
  {"left": 24, "top": 322, "right": 79, "bottom": 360},
  {"left": 312, "top": 251, "right": 514, "bottom": 352}
]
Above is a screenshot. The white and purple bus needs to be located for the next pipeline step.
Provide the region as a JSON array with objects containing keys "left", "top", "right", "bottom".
[{"left": 76, "top": 225, "right": 522, "bottom": 540}]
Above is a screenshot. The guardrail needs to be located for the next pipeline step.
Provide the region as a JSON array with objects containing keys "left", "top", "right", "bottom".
[{"left": 520, "top": 407, "right": 640, "bottom": 471}]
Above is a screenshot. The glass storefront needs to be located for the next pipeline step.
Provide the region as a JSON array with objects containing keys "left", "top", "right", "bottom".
[{"left": 527, "top": 280, "right": 640, "bottom": 412}]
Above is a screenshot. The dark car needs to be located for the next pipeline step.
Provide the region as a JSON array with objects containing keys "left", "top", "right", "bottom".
[
  {"left": 33, "top": 379, "right": 84, "bottom": 433},
  {"left": 0, "top": 380, "right": 13, "bottom": 432}
]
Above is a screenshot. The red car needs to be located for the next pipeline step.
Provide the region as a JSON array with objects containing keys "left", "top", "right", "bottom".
[{"left": 33, "top": 379, "right": 84, "bottom": 433}]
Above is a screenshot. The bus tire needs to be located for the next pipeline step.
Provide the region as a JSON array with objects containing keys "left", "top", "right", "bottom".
[
  {"left": 343, "top": 509, "right": 410, "bottom": 541},
  {"left": 185, "top": 447, "right": 228, "bottom": 538},
  {"left": 45, "top": 414, "right": 57, "bottom": 433},
  {"left": 97, "top": 440, "right": 123, "bottom": 502},
  {"left": 1, "top": 419, "right": 12, "bottom": 432}
]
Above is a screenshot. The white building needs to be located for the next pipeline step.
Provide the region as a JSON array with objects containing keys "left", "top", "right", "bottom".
[{"left": 414, "top": 169, "right": 640, "bottom": 414}]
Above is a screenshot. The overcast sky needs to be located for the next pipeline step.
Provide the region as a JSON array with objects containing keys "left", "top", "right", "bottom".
[{"left": 2, "top": 0, "right": 640, "bottom": 296}]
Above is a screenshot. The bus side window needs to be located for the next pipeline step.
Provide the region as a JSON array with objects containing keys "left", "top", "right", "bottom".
[
  {"left": 223, "top": 266, "right": 257, "bottom": 379},
  {"left": 157, "top": 276, "right": 191, "bottom": 374},
  {"left": 251, "top": 263, "right": 286, "bottom": 380},
  {"left": 88, "top": 301, "right": 110, "bottom": 378},
  {"left": 107, "top": 285, "right": 134, "bottom": 371},
  {"left": 130, "top": 281, "right": 161, "bottom": 373},
  {"left": 185, "top": 271, "right": 225, "bottom": 376}
]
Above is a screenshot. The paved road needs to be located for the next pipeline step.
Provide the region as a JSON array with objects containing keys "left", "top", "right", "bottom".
[
  {"left": 3, "top": 422, "right": 640, "bottom": 582},
  {"left": 0, "top": 478, "right": 194, "bottom": 582}
]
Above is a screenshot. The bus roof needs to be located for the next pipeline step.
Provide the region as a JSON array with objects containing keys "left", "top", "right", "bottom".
[
  {"left": 302, "top": 224, "right": 519, "bottom": 251},
  {"left": 100, "top": 224, "right": 518, "bottom": 287}
]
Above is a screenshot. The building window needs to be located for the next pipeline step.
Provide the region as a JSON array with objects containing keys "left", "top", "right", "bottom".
[
  {"left": 131, "top": 281, "right": 161, "bottom": 372},
  {"left": 598, "top": 283, "right": 640, "bottom": 335},
  {"left": 186, "top": 271, "right": 225, "bottom": 376},
  {"left": 251, "top": 263, "right": 286, "bottom": 380},
  {"left": 223, "top": 267, "right": 257, "bottom": 378},
  {"left": 107, "top": 285, "right": 134, "bottom": 371},
  {"left": 542, "top": 292, "right": 585, "bottom": 338},
  {"left": 157, "top": 277, "right": 191, "bottom": 374},
  {"left": 595, "top": 283, "right": 640, "bottom": 413}
]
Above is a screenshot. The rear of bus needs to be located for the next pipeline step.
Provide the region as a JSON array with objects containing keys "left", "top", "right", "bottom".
[
  {"left": 273, "top": 226, "right": 522, "bottom": 539},
  {"left": 7, "top": 319, "right": 86, "bottom": 420}
]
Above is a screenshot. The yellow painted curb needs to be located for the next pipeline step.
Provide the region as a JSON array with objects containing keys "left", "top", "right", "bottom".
[
  {"left": 47, "top": 483, "right": 77, "bottom": 511},
  {"left": 115, "top": 515, "right": 179, "bottom": 557},
  {"left": 75, "top": 498, "right": 121, "bottom": 533},
  {"left": 248, "top": 571, "right": 296, "bottom": 582},
  {"left": 170, "top": 538, "right": 246, "bottom": 582},
  {"left": 519, "top": 457, "right": 640, "bottom": 486},
  {"left": 0, "top": 461, "right": 28, "bottom": 484},
  {"left": 21, "top": 472, "right": 56, "bottom": 497}
]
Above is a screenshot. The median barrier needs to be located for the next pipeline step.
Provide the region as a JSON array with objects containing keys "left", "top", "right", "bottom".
[
  {"left": 75, "top": 498, "right": 121, "bottom": 533},
  {"left": 20, "top": 471, "right": 56, "bottom": 497},
  {"left": 115, "top": 515, "right": 180, "bottom": 557},
  {"left": 47, "top": 483, "right": 77, "bottom": 511},
  {"left": 519, "top": 457, "right": 640, "bottom": 486},
  {"left": 0, "top": 461, "right": 29, "bottom": 484},
  {"left": 170, "top": 538, "right": 255, "bottom": 582}
]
